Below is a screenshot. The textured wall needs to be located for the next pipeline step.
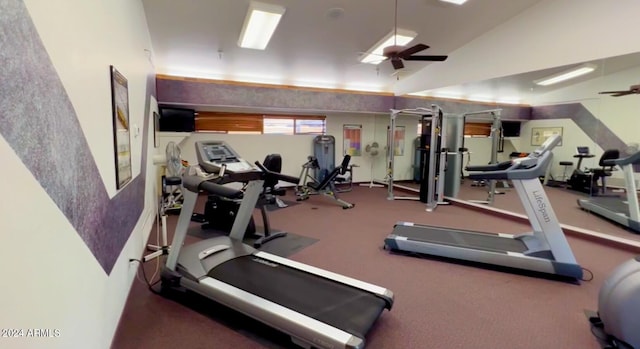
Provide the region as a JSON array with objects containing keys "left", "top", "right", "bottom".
[
  {"left": 157, "top": 78, "right": 396, "bottom": 113},
  {"left": 532, "top": 103, "right": 639, "bottom": 172},
  {"left": 395, "top": 97, "right": 531, "bottom": 120},
  {"left": 156, "top": 77, "right": 533, "bottom": 119},
  {"left": 0, "top": 0, "right": 153, "bottom": 274}
]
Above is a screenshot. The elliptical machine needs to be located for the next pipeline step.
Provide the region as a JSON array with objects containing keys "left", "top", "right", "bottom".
[{"left": 589, "top": 257, "right": 640, "bottom": 348}]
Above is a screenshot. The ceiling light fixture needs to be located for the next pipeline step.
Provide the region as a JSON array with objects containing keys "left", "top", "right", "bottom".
[
  {"left": 360, "top": 28, "right": 416, "bottom": 64},
  {"left": 439, "top": 0, "right": 469, "bottom": 5},
  {"left": 534, "top": 63, "right": 597, "bottom": 86},
  {"left": 238, "top": 1, "right": 286, "bottom": 50}
]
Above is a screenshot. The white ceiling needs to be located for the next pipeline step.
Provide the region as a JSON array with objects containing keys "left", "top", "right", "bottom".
[{"left": 141, "top": 0, "right": 640, "bottom": 103}]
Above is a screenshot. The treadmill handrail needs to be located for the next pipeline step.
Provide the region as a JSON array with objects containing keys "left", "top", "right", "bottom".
[
  {"left": 604, "top": 150, "right": 640, "bottom": 166},
  {"left": 182, "top": 175, "right": 244, "bottom": 199},
  {"left": 465, "top": 160, "right": 514, "bottom": 172},
  {"left": 254, "top": 161, "right": 300, "bottom": 184},
  {"left": 467, "top": 154, "right": 549, "bottom": 180}
]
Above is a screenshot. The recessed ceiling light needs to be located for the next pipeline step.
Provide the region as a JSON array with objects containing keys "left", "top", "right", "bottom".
[
  {"left": 238, "top": 1, "right": 286, "bottom": 50},
  {"left": 534, "top": 63, "right": 597, "bottom": 86},
  {"left": 439, "top": 0, "right": 469, "bottom": 5},
  {"left": 360, "top": 29, "right": 416, "bottom": 64}
]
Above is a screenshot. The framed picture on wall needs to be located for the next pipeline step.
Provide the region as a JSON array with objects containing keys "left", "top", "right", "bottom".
[
  {"left": 110, "top": 65, "right": 133, "bottom": 189},
  {"left": 531, "top": 127, "right": 563, "bottom": 146},
  {"left": 387, "top": 126, "right": 405, "bottom": 156},
  {"left": 343, "top": 124, "right": 362, "bottom": 156}
]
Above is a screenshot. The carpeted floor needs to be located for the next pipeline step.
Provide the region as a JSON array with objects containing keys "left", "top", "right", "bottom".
[
  {"left": 112, "top": 184, "right": 639, "bottom": 349},
  {"left": 399, "top": 179, "right": 640, "bottom": 242}
]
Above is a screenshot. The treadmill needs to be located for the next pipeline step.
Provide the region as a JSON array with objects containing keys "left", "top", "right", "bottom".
[
  {"left": 161, "top": 141, "right": 394, "bottom": 349},
  {"left": 384, "top": 134, "right": 584, "bottom": 281},
  {"left": 577, "top": 150, "right": 640, "bottom": 233}
]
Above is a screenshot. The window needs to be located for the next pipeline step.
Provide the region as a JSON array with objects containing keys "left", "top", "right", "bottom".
[
  {"left": 194, "top": 111, "right": 325, "bottom": 135},
  {"left": 295, "top": 118, "right": 325, "bottom": 134},
  {"left": 195, "top": 112, "right": 263, "bottom": 133},
  {"left": 263, "top": 118, "right": 294, "bottom": 135},
  {"left": 464, "top": 122, "right": 492, "bottom": 137}
]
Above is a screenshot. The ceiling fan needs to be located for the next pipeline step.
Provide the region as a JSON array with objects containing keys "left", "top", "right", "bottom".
[
  {"left": 373, "top": 0, "right": 449, "bottom": 70},
  {"left": 598, "top": 84, "right": 640, "bottom": 97}
]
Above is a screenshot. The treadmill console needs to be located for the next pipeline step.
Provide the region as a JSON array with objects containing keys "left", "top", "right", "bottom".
[
  {"left": 195, "top": 141, "right": 255, "bottom": 174},
  {"left": 576, "top": 146, "right": 590, "bottom": 156}
]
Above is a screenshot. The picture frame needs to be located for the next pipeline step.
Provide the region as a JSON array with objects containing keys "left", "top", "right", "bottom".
[
  {"left": 110, "top": 65, "right": 133, "bottom": 189},
  {"left": 343, "top": 124, "right": 362, "bottom": 156},
  {"left": 388, "top": 125, "right": 405, "bottom": 156},
  {"left": 531, "top": 127, "right": 563, "bottom": 146}
]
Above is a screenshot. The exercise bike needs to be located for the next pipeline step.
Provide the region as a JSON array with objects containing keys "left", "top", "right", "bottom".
[
  {"left": 201, "top": 154, "right": 290, "bottom": 247},
  {"left": 567, "top": 146, "right": 599, "bottom": 194}
]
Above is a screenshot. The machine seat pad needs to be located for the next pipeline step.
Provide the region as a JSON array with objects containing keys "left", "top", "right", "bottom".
[{"left": 165, "top": 176, "right": 182, "bottom": 186}]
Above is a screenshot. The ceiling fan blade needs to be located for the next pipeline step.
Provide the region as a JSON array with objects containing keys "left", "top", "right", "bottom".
[
  {"left": 404, "top": 55, "right": 449, "bottom": 62},
  {"left": 391, "top": 58, "right": 404, "bottom": 70},
  {"left": 611, "top": 92, "right": 635, "bottom": 97},
  {"left": 398, "top": 44, "right": 429, "bottom": 59},
  {"left": 599, "top": 90, "right": 628, "bottom": 94}
]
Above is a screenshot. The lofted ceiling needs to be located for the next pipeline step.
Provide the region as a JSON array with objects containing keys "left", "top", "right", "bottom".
[{"left": 141, "top": 0, "right": 640, "bottom": 104}]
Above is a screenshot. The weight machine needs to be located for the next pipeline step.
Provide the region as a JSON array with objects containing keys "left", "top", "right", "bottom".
[
  {"left": 461, "top": 109, "right": 505, "bottom": 205},
  {"left": 382, "top": 105, "right": 448, "bottom": 212}
]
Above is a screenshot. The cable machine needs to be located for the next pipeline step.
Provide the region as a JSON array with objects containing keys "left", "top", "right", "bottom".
[
  {"left": 442, "top": 114, "right": 465, "bottom": 198},
  {"left": 384, "top": 105, "right": 447, "bottom": 212},
  {"left": 461, "top": 109, "right": 503, "bottom": 205}
]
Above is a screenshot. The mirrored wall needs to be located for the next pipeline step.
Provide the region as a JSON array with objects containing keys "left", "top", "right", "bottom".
[{"left": 365, "top": 52, "right": 640, "bottom": 240}]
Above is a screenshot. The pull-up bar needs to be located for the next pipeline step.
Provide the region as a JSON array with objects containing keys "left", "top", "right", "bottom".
[
  {"left": 462, "top": 108, "right": 502, "bottom": 117},
  {"left": 390, "top": 107, "right": 436, "bottom": 116},
  {"left": 386, "top": 104, "right": 442, "bottom": 202},
  {"left": 462, "top": 108, "right": 504, "bottom": 205}
]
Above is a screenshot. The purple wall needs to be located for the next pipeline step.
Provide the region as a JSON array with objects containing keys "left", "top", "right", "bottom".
[{"left": 157, "top": 77, "right": 532, "bottom": 118}]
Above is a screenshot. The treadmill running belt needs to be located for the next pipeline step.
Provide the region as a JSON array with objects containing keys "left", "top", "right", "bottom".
[
  {"left": 586, "top": 197, "right": 630, "bottom": 214},
  {"left": 207, "top": 255, "right": 387, "bottom": 340},
  {"left": 393, "top": 225, "right": 528, "bottom": 253}
]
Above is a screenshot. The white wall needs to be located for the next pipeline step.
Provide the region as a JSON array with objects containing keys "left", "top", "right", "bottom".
[
  {"left": 396, "top": 0, "right": 640, "bottom": 95},
  {"left": 0, "top": 1, "right": 157, "bottom": 348},
  {"left": 519, "top": 119, "right": 598, "bottom": 181},
  {"left": 530, "top": 64, "right": 640, "bottom": 185},
  {"left": 156, "top": 112, "right": 389, "bottom": 185},
  {"left": 462, "top": 136, "right": 519, "bottom": 177},
  {"left": 371, "top": 114, "right": 420, "bottom": 181}
]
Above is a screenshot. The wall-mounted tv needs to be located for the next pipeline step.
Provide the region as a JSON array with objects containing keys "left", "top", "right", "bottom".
[
  {"left": 159, "top": 106, "right": 196, "bottom": 132},
  {"left": 502, "top": 121, "right": 521, "bottom": 137}
]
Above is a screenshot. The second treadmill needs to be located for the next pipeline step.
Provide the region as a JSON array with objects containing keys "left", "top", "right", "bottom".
[
  {"left": 578, "top": 150, "right": 640, "bottom": 233},
  {"left": 384, "top": 134, "right": 583, "bottom": 281}
]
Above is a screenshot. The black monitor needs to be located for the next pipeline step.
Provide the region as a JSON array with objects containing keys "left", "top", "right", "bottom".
[
  {"left": 576, "top": 146, "right": 590, "bottom": 155},
  {"left": 159, "top": 107, "right": 196, "bottom": 132},
  {"left": 502, "top": 121, "right": 521, "bottom": 137}
]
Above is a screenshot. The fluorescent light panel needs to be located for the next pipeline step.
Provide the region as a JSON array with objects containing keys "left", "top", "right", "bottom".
[
  {"left": 360, "top": 29, "right": 416, "bottom": 64},
  {"left": 534, "top": 64, "right": 597, "bottom": 86},
  {"left": 439, "top": 0, "right": 468, "bottom": 4},
  {"left": 238, "top": 1, "right": 285, "bottom": 50}
]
